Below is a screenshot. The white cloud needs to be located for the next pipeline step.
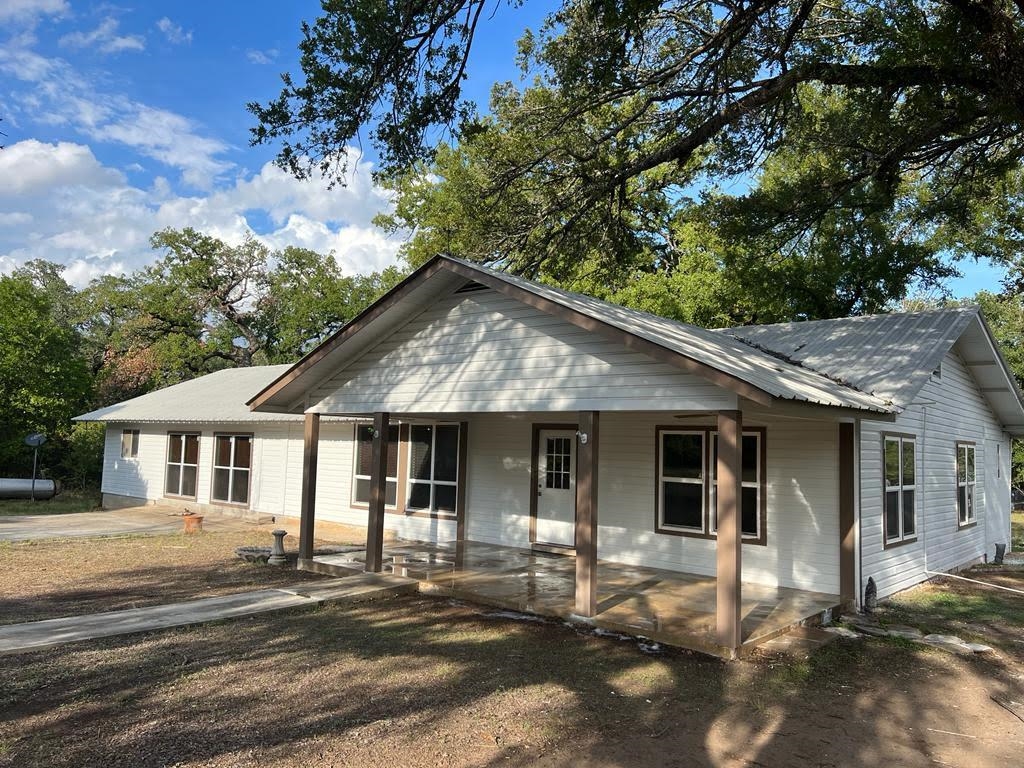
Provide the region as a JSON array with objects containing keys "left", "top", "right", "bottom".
[
  {"left": 0, "top": 36, "right": 228, "bottom": 188},
  {"left": 59, "top": 17, "right": 145, "bottom": 54},
  {"left": 156, "top": 17, "right": 191, "bottom": 45},
  {"left": 246, "top": 48, "right": 278, "bottom": 65},
  {"left": 0, "top": 0, "right": 67, "bottom": 24},
  {"left": 0, "top": 140, "right": 406, "bottom": 286}
]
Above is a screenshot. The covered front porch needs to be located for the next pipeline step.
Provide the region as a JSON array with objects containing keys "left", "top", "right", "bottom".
[{"left": 308, "top": 539, "right": 842, "bottom": 658}]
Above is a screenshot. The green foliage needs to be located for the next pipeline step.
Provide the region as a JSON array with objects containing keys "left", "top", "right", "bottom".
[
  {"left": 59, "top": 422, "right": 106, "bottom": 491},
  {"left": 0, "top": 274, "right": 91, "bottom": 475}
]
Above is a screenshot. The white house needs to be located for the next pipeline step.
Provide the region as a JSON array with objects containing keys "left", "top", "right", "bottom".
[{"left": 76, "top": 255, "right": 1024, "bottom": 656}]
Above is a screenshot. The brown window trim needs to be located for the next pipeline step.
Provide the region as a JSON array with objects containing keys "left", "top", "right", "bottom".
[
  {"left": 955, "top": 440, "right": 978, "bottom": 530},
  {"left": 882, "top": 432, "right": 918, "bottom": 549},
  {"left": 164, "top": 431, "right": 201, "bottom": 501},
  {"left": 211, "top": 432, "right": 254, "bottom": 508},
  {"left": 654, "top": 425, "right": 767, "bottom": 547},
  {"left": 351, "top": 421, "right": 466, "bottom": 523}
]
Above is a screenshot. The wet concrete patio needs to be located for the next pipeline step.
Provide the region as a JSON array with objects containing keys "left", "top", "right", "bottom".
[{"left": 311, "top": 540, "right": 841, "bottom": 657}]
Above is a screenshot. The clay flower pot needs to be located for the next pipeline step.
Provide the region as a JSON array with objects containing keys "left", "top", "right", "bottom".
[{"left": 183, "top": 513, "right": 205, "bottom": 534}]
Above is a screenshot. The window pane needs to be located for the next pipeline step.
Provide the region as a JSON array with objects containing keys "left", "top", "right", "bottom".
[
  {"left": 354, "top": 478, "right": 370, "bottom": 504},
  {"left": 435, "top": 484, "right": 457, "bottom": 513},
  {"left": 169, "top": 434, "right": 183, "bottom": 463},
  {"left": 181, "top": 466, "right": 198, "bottom": 497},
  {"left": 408, "top": 480, "right": 431, "bottom": 510},
  {"left": 231, "top": 470, "right": 249, "bottom": 504},
  {"left": 235, "top": 437, "right": 252, "bottom": 469},
  {"left": 957, "top": 446, "right": 966, "bottom": 483},
  {"left": 902, "top": 490, "right": 915, "bottom": 536},
  {"left": 121, "top": 431, "right": 133, "bottom": 458},
  {"left": 213, "top": 468, "right": 230, "bottom": 501},
  {"left": 215, "top": 436, "right": 232, "bottom": 467},
  {"left": 385, "top": 480, "right": 397, "bottom": 507},
  {"left": 741, "top": 487, "right": 758, "bottom": 537},
  {"left": 885, "top": 491, "right": 900, "bottom": 540},
  {"left": 966, "top": 446, "right": 975, "bottom": 483},
  {"left": 966, "top": 484, "right": 974, "bottom": 520},
  {"left": 663, "top": 434, "right": 702, "bottom": 479},
  {"left": 410, "top": 425, "right": 433, "bottom": 480},
  {"left": 958, "top": 485, "right": 967, "bottom": 523},
  {"left": 386, "top": 425, "right": 399, "bottom": 477},
  {"left": 741, "top": 435, "right": 758, "bottom": 484},
  {"left": 902, "top": 441, "right": 915, "bottom": 485},
  {"left": 166, "top": 464, "right": 181, "bottom": 496},
  {"left": 884, "top": 439, "right": 899, "bottom": 487},
  {"left": 184, "top": 435, "right": 200, "bottom": 465},
  {"left": 663, "top": 482, "right": 703, "bottom": 529},
  {"left": 434, "top": 425, "right": 459, "bottom": 482},
  {"left": 357, "top": 425, "right": 374, "bottom": 476}
]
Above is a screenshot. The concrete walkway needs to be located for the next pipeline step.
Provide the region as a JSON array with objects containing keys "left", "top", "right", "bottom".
[
  {"left": 0, "top": 506, "right": 252, "bottom": 542},
  {"left": 0, "top": 574, "right": 418, "bottom": 655}
]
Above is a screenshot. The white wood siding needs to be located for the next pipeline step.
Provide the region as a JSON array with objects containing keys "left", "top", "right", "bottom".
[
  {"left": 859, "top": 351, "right": 1011, "bottom": 599},
  {"left": 309, "top": 289, "right": 738, "bottom": 414}
]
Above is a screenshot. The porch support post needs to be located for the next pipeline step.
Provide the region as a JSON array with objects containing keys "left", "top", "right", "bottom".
[
  {"left": 365, "top": 411, "right": 390, "bottom": 573},
  {"left": 839, "top": 422, "right": 856, "bottom": 605},
  {"left": 716, "top": 409, "right": 743, "bottom": 651},
  {"left": 298, "top": 412, "right": 321, "bottom": 562},
  {"left": 575, "top": 411, "right": 600, "bottom": 617}
]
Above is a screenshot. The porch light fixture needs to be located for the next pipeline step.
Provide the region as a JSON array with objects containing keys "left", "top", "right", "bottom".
[
  {"left": 372, "top": 428, "right": 381, "bottom": 438},
  {"left": 577, "top": 431, "right": 588, "bottom": 445}
]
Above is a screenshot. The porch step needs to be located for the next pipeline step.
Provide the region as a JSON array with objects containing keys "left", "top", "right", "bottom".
[{"left": 755, "top": 626, "right": 839, "bottom": 657}]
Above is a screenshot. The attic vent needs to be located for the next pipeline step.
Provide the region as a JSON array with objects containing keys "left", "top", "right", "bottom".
[{"left": 455, "top": 280, "right": 490, "bottom": 294}]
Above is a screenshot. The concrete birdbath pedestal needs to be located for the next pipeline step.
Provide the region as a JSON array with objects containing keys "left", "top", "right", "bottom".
[{"left": 268, "top": 529, "right": 289, "bottom": 566}]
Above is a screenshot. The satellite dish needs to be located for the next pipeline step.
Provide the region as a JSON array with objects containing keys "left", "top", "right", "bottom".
[{"left": 24, "top": 433, "right": 47, "bottom": 447}]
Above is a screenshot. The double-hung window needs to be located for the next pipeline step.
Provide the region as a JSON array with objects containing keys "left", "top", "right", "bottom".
[
  {"left": 657, "top": 428, "right": 765, "bottom": 541},
  {"left": 166, "top": 433, "right": 199, "bottom": 499},
  {"left": 213, "top": 434, "right": 252, "bottom": 506},
  {"left": 353, "top": 424, "right": 399, "bottom": 507},
  {"left": 408, "top": 423, "right": 460, "bottom": 515},
  {"left": 956, "top": 442, "right": 977, "bottom": 527},
  {"left": 884, "top": 435, "right": 916, "bottom": 544},
  {"left": 120, "top": 429, "right": 139, "bottom": 459}
]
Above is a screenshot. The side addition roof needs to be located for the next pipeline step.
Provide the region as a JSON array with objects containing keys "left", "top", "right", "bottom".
[{"left": 75, "top": 365, "right": 300, "bottom": 424}]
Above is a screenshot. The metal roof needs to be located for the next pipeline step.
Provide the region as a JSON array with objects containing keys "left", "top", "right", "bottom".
[
  {"left": 75, "top": 365, "right": 302, "bottom": 423},
  {"left": 719, "top": 308, "right": 977, "bottom": 405}
]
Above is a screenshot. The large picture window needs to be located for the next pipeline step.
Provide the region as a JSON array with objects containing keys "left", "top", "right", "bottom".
[
  {"left": 657, "top": 427, "right": 765, "bottom": 542},
  {"left": 884, "top": 435, "right": 916, "bottom": 544},
  {"left": 212, "top": 434, "right": 252, "bottom": 506},
  {"left": 165, "top": 433, "right": 199, "bottom": 499},
  {"left": 956, "top": 442, "right": 977, "bottom": 527},
  {"left": 353, "top": 423, "right": 399, "bottom": 507},
  {"left": 408, "top": 423, "right": 460, "bottom": 514}
]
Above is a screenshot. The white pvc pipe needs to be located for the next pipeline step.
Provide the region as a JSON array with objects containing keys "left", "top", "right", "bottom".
[{"left": 925, "top": 569, "right": 1024, "bottom": 596}]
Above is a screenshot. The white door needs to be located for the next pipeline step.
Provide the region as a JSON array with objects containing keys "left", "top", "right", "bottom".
[{"left": 535, "top": 429, "right": 576, "bottom": 547}]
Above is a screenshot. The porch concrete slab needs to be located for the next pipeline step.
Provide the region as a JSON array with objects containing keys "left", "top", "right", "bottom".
[
  {"left": 312, "top": 540, "right": 841, "bottom": 658},
  {"left": 0, "top": 573, "right": 419, "bottom": 655},
  {"left": 0, "top": 506, "right": 251, "bottom": 542}
]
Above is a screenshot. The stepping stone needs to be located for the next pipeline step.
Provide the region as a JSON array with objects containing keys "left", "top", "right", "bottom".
[
  {"left": 964, "top": 642, "right": 994, "bottom": 653},
  {"left": 886, "top": 626, "right": 924, "bottom": 640},
  {"left": 823, "top": 626, "right": 861, "bottom": 639}
]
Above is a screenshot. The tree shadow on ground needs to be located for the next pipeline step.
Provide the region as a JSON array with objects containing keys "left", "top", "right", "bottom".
[{"left": 0, "top": 595, "right": 1022, "bottom": 768}]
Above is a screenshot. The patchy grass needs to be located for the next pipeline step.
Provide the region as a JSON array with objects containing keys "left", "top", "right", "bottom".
[
  {"left": 0, "top": 528, "right": 335, "bottom": 624},
  {"left": 0, "top": 491, "right": 102, "bottom": 516},
  {"left": 1012, "top": 510, "right": 1024, "bottom": 551}
]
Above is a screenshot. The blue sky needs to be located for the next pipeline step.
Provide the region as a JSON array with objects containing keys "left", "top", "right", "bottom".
[{"left": 0, "top": 0, "right": 1007, "bottom": 297}]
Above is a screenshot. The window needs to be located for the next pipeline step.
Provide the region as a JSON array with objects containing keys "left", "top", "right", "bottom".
[
  {"left": 657, "top": 428, "right": 764, "bottom": 541},
  {"left": 120, "top": 429, "right": 139, "bottom": 459},
  {"left": 353, "top": 423, "right": 399, "bottom": 507},
  {"left": 545, "top": 436, "right": 573, "bottom": 490},
  {"left": 884, "top": 435, "right": 916, "bottom": 544},
  {"left": 956, "top": 442, "right": 977, "bottom": 527},
  {"left": 212, "top": 434, "right": 252, "bottom": 506},
  {"left": 408, "top": 423, "right": 460, "bottom": 514},
  {"left": 165, "top": 433, "right": 199, "bottom": 498}
]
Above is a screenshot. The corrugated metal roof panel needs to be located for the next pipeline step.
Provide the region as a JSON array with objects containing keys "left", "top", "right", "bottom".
[
  {"left": 718, "top": 308, "right": 977, "bottom": 406},
  {"left": 75, "top": 365, "right": 301, "bottom": 423}
]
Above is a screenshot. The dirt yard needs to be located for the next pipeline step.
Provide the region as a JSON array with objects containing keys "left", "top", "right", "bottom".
[
  {"left": 2, "top": 564, "right": 1024, "bottom": 766},
  {"left": 0, "top": 523, "right": 365, "bottom": 624}
]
